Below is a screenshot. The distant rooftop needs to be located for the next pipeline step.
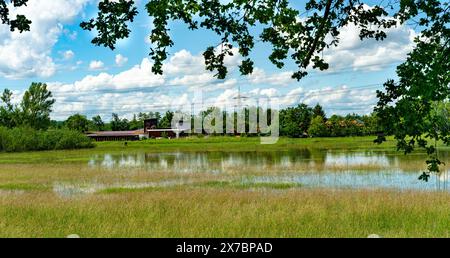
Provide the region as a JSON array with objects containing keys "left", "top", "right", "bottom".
[
  {"left": 87, "top": 129, "right": 144, "bottom": 137},
  {"left": 86, "top": 128, "right": 185, "bottom": 137}
]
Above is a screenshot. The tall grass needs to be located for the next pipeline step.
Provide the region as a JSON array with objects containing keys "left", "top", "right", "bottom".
[
  {"left": 0, "top": 127, "right": 94, "bottom": 152},
  {"left": 0, "top": 189, "right": 449, "bottom": 238},
  {"left": 0, "top": 164, "right": 448, "bottom": 238}
]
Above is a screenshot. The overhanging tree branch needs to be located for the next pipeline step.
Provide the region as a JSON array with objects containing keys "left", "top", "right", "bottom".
[{"left": 302, "top": 0, "right": 334, "bottom": 69}]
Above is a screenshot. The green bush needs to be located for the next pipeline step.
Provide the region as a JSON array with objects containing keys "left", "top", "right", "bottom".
[
  {"left": 309, "top": 116, "right": 328, "bottom": 137},
  {"left": 0, "top": 127, "right": 94, "bottom": 152}
]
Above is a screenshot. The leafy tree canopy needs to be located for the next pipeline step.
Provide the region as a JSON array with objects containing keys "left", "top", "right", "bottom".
[
  {"left": 81, "top": 0, "right": 404, "bottom": 80},
  {"left": 0, "top": 0, "right": 31, "bottom": 32},
  {"left": 20, "top": 83, "right": 56, "bottom": 130},
  {"left": 159, "top": 111, "right": 174, "bottom": 129},
  {"left": 2, "top": 0, "right": 446, "bottom": 82},
  {"left": 1, "top": 83, "right": 55, "bottom": 130},
  {"left": 65, "top": 114, "right": 90, "bottom": 133},
  {"left": 111, "top": 113, "right": 130, "bottom": 131},
  {"left": 91, "top": 115, "right": 105, "bottom": 131},
  {"left": 375, "top": 0, "right": 449, "bottom": 181},
  {"left": 313, "top": 104, "right": 327, "bottom": 120},
  {"left": 309, "top": 116, "right": 328, "bottom": 137},
  {"left": 0, "top": 89, "right": 17, "bottom": 127},
  {"left": 280, "top": 104, "right": 313, "bottom": 138}
]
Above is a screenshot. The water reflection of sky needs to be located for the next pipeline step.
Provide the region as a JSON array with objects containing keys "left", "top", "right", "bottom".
[
  {"left": 247, "top": 171, "right": 450, "bottom": 192},
  {"left": 87, "top": 151, "right": 450, "bottom": 191},
  {"left": 324, "top": 153, "right": 394, "bottom": 167}
]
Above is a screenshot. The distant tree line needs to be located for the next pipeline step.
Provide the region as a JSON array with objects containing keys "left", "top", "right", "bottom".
[
  {"left": 53, "top": 111, "right": 174, "bottom": 133},
  {"left": 278, "top": 104, "right": 380, "bottom": 138},
  {"left": 59, "top": 103, "right": 381, "bottom": 138}
]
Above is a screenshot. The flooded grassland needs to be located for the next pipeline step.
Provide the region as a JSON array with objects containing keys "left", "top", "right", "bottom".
[{"left": 0, "top": 137, "right": 449, "bottom": 237}]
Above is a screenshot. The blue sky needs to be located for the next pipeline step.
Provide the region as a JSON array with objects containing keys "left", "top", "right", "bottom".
[{"left": 0, "top": 0, "right": 417, "bottom": 121}]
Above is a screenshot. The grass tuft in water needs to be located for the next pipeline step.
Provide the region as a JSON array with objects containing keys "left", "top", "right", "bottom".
[
  {"left": 199, "top": 180, "right": 302, "bottom": 190},
  {"left": 0, "top": 183, "right": 49, "bottom": 191}
]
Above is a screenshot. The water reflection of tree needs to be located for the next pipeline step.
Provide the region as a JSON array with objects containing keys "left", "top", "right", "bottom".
[{"left": 88, "top": 150, "right": 450, "bottom": 180}]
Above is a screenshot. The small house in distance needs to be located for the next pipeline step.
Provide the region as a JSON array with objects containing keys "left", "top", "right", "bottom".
[
  {"left": 86, "top": 129, "right": 147, "bottom": 142},
  {"left": 86, "top": 118, "right": 187, "bottom": 142},
  {"left": 144, "top": 118, "right": 186, "bottom": 139}
]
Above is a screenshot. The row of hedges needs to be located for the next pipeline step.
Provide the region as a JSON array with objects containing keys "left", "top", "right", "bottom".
[{"left": 0, "top": 127, "right": 94, "bottom": 152}]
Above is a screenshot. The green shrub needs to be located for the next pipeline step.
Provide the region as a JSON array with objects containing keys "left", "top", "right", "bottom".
[
  {"left": 309, "top": 116, "right": 329, "bottom": 137},
  {"left": 0, "top": 127, "right": 94, "bottom": 152},
  {"left": 54, "top": 129, "right": 94, "bottom": 150}
]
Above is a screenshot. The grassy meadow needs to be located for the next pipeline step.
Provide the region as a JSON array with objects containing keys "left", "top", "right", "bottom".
[{"left": 0, "top": 136, "right": 449, "bottom": 238}]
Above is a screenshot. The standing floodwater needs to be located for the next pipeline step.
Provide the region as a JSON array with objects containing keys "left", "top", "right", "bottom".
[{"left": 87, "top": 150, "right": 450, "bottom": 192}]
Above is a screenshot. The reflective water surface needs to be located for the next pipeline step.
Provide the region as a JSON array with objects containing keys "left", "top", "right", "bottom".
[{"left": 87, "top": 150, "right": 450, "bottom": 191}]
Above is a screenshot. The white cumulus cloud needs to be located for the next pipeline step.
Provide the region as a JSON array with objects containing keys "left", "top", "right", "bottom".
[
  {"left": 89, "top": 60, "right": 105, "bottom": 71},
  {"left": 62, "top": 50, "right": 75, "bottom": 60},
  {"left": 323, "top": 21, "right": 417, "bottom": 72},
  {"left": 115, "top": 54, "right": 128, "bottom": 67},
  {"left": 0, "top": 0, "right": 91, "bottom": 79}
]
